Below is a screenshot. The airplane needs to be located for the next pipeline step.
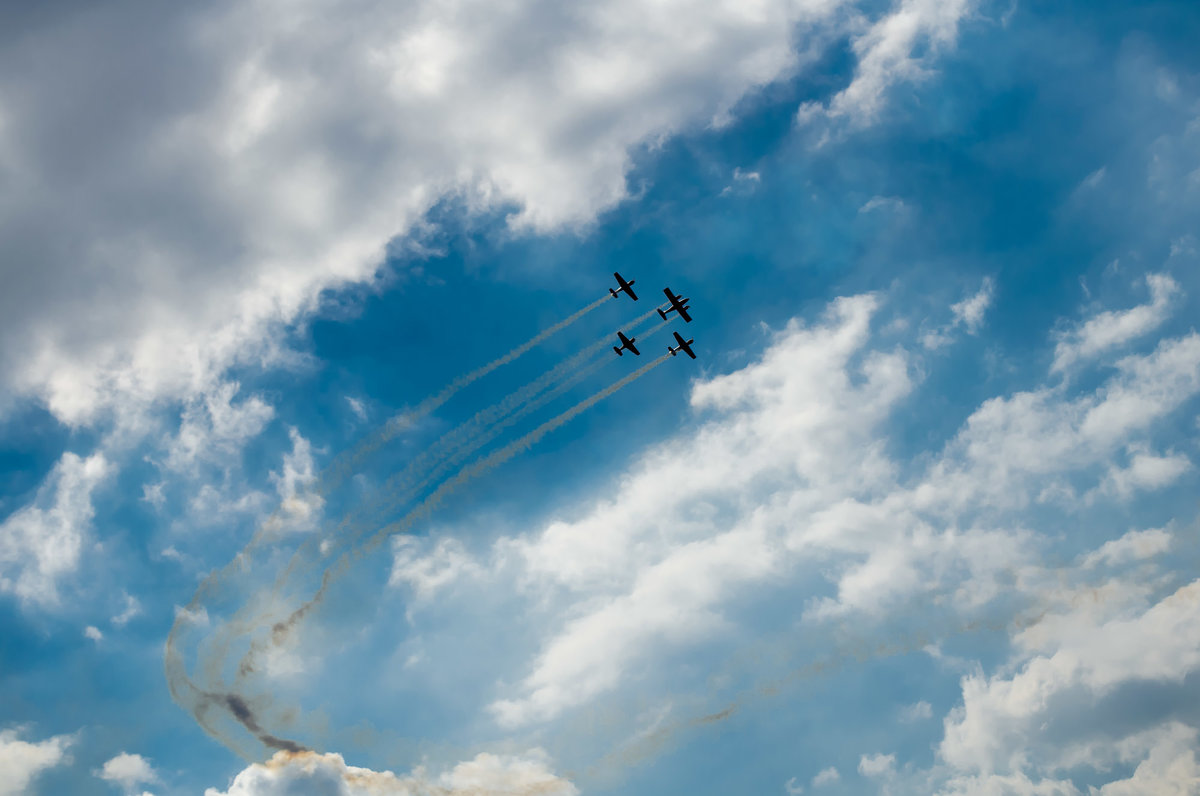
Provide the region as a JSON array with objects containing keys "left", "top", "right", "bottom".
[
  {"left": 609, "top": 272, "right": 639, "bottom": 301},
  {"left": 668, "top": 331, "right": 696, "bottom": 359},
  {"left": 657, "top": 286, "right": 692, "bottom": 322},
  {"left": 613, "top": 330, "right": 640, "bottom": 356}
]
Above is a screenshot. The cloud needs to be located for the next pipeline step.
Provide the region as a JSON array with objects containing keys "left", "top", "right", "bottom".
[
  {"left": 1090, "top": 445, "right": 1191, "bottom": 501},
  {"left": 204, "top": 749, "right": 577, "bottom": 796},
  {"left": 0, "top": 728, "right": 73, "bottom": 796},
  {"left": 1080, "top": 527, "right": 1172, "bottom": 570},
  {"left": 0, "top": 0, "right": 861, "bottom": 430},
  {"left": 457, "top": 278, "right": 1200, "bottom": 730},
  {"left": 950, "top": 277, "right": 994, "bottom": 334},
  {"left": 97, "top": 752, "right": 159, "bottom": 793},
  {"left": 166, "top": 381, "right": 275, "bottom": 471},
  {"left": 112, "top": 592, "right": 143, "bottom": 627},
  {"left": 900, "top": 700, "right": 933, "bottom": 722},
  {"left": 267, "top": 428, "right": 323, "bottom": 530},
  {"left": 0, "top": 451, "right": 112, "bottom": 607},
  {"left": 390, "top": 536, "right": 483, "bottom": 602},
  {"left": 85, "top": 625, "right": 104, "bottom": 642},
  {"left": 720, "top": 167, "right": 762, "bottom": 196},
  {"left": 859, "top": 752, "right": 896, "bottom": 778},
  {"left": 812, "top": 766, "right": 840, "bottom": 786},
  {"left": 939, "top": 574, "right": 1200, "bottom": 778},
  {"left": 1051, "top": 273, "right": 1181, "bottom": 373},
  {"left": 799, "top": 0, "right": 973, "bottom": 128},
  {"left": 923, "top": 277, "right": 994, "bottom": 349}
]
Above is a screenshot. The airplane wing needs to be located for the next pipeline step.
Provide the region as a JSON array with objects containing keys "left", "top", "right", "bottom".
[
  {"left": 628, "top": 340, "right": 640, "bottom": 356},
  {"left": 617, "top": 331, "right": 632, "bottom": 345},
  {"left": 612, "top": 272, "right": 638, "bottom": 300},
  {"left": 676, "top": 304, "right": 692, "bottom": 323},
  {"left": 672, "top": 331, "right": 696, "bottom": 359}
]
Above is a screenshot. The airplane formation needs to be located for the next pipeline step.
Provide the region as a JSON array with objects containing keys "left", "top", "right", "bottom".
[{"left": 609, "top": 272, "right": 696, "bottom": 360}]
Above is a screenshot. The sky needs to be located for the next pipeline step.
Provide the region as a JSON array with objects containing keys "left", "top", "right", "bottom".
[{"left": 2, "top": 0, "right": 1200, "bottom": 794}]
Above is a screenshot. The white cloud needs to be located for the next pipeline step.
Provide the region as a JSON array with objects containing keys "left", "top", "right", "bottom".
[
  {"left": 859, "top": 752, "right": 896, "bottom": 777},
  {"left": 97, "top": 752, "right": 159, "bottom": 792},
  {"left": 785, "top": 774, "right": 805, "bottom": 793},
  {"left": 0, "top": 728, "right": 72, "bottom": 796},
  {"left": 923, "top": 277, "right": 995, "bottom": 349},
  {"left": 205, "top": 749, "right": 576, "bottom": 796},
  {"left": 85, "top": 625, "right": 104, "bottom": 642},
  {"left": 1093, "top": 722, "right": 1200, "bottom": 795},
  {"left": 345, "top": 396, "right": 367, "bottom": 422},
  {"left": 0, "top": 452, "right": 112, "bottom": 607},
  {"left": 950, "top": 277, "right": 995, "bottom": 334},
  {"left": 267, "top": 427, "right": 323, "bottom": 530},
  {"left": 939, "top": 576, "right": 1200, "bottom": 778},
  {"left": 390, "top": 536, "right": 483, "bottom": 601},
  {"left": 166, "top": 381, "right": 274, "bottom": 471},
  {"left": 859, "top": 195, "right": 906, "bottom": 213},
  {"left": 112, "top": 592, "right": 143, "bottom": 628},
  {"left": 0, "top": 0, "right": 868, "bottom": 431},
  {"left": 901, "top": 700, "right": 934, "bottom": 722},
  {"left": 1090, "top": 446, "right": 1191, "bottom": 500},
  {"left": 1080, "top": 527, "right": 1172, "bottom": 570},
  {"left": 1052, "top": 273, "right": 1181, "bottom": 373},
  {"left": 812, "top": 766, "right": 841, "bottom": 786},
  {"left": 474, "top": 280, "right": 1200, "bottom": 730},
  {"left": 801, "top": 0, "right": 973, "bottom": 127}
]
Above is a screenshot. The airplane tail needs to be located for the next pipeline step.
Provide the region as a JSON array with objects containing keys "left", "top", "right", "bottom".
[
  {"left": 657, "top": 308, "right": 668, "bottom": 321},
  {"left": 609, "top": 288, "right": 619, "bottom": 298},
  {"left": 613, "top": 346, "right": 623, "bottom": 356}
]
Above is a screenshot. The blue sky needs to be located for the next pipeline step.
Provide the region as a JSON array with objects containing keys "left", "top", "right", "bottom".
[{"left": 2, "top": 1, "right": 1200, "bottom": 794}]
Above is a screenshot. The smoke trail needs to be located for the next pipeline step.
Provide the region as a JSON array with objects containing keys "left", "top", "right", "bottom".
[
  {"left": 213, "top": 307, "right": 665, "bottom": 651},
  {"left": 238, "top": 354, "right": 673, "bottom": 682},
  {"left": 170, "top": 351, "right": 672, "bottom": 752},
  {"left": 319, "top": 293, "right": 615, "bottom": 491},
  {"left": 166, "top": 294, "right": 618, "bottom": 724}
]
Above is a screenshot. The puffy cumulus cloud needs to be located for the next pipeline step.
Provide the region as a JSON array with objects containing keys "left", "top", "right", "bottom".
[
  {"left": 0, "top": 728, "right": 73, "bottom": 796},
  {"left": 1051, "top": 273, "right": 1181, "bottom": 374},
  {"left": 0, "top": 451, "right": 112, "bottom": 607},
  {"left": 1093, "top": 722, "right": 1200, "bottom": 795},
  {"left": 97, "top": 752, "right": 159, "bottom": 792},
  {"left": 939, "top": 573, "right": 1200, "bottom": 778},
  {"left": 205, "top": 749, "right": 577, "bottom": 796},
  {"left": 0, "top": 0, "right": 885, "bottom": 430},
  {"left": 415, "top": 275, "right": 1200, "bottom": 732}
]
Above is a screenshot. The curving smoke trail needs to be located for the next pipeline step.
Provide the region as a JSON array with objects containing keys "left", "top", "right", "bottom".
[
  {"left": 233, "top": 353, "right": 673, "bottom": 690},
  {"left": 165, "top": 298, "right": 676, "bottom": 758},
  {"left": 195, "top": 309, "right": 668, "bottom": 678},
  {"left": 168, "top": 293, "right": 615, "bottom": 652}
]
